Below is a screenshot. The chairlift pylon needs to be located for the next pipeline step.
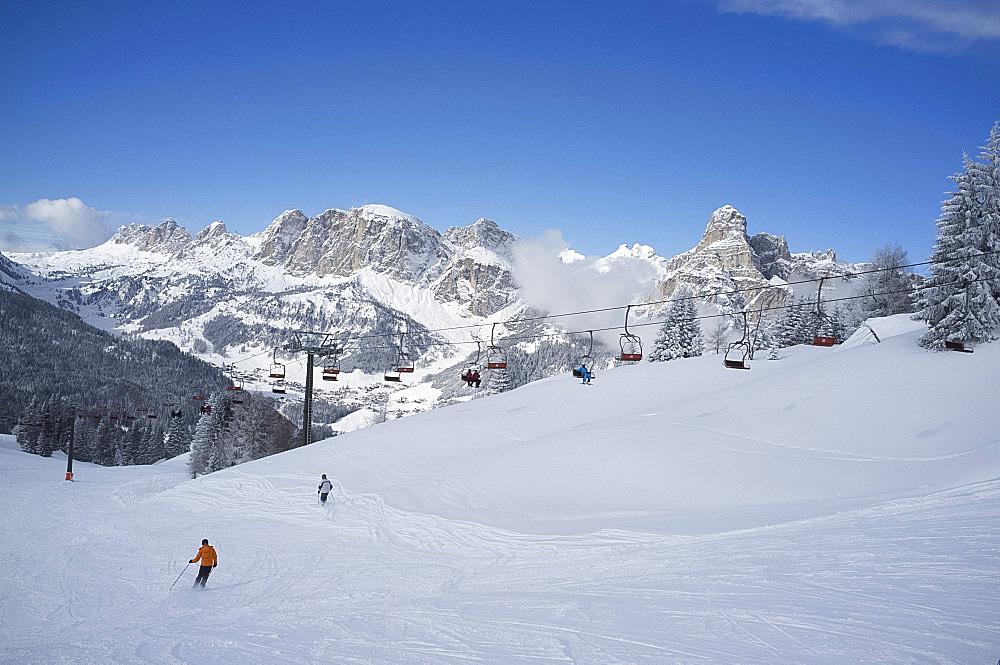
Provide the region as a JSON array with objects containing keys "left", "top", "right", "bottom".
[{"left": 618, "top": 305, "right": 643, "bottom": 362}]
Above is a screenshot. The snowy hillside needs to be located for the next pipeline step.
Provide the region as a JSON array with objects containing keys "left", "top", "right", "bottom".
[{"left": 2, "top": 315, "right": 997, "bottom": 663}]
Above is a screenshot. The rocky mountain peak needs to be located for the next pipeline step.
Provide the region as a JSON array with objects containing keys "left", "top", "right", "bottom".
[
  {"left": 254, "top": 210, "right": 309, "bottom": 265},
  {"left": 109, "top": 219, "right": 193, "bottom": 253},
  {"left": 110, "top": 222, "right": 153, "bottom": 245},
  {"left": 444, "top": 218, "right": 516, "bottom": 259},
  {"left": 696, "top": 205, "right": 749, "bottom": 250},
  {"left": 194, "top": 221, "right": 229, "bottom": 243}
]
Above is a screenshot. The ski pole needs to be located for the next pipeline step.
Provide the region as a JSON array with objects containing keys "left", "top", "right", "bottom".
[{"left": 169, "top": 562, "right": 191, "bottom": 591}]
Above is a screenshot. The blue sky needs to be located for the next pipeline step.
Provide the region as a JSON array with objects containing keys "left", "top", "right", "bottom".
[{"left": 1, "top": 0, "right": 998, "bottom": 263}]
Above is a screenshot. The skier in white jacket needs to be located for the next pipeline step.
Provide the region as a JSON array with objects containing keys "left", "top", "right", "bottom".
[{"left": 317, "top": 474, "right": 333, "bottom": 503}]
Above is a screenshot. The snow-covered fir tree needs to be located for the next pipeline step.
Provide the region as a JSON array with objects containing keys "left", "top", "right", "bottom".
[
  {"left": 918, "top": 152, "right": 1000, "bottom": 348},
  {"left": 189, "top": 393, "right": 299, "bottom": 476},
  {"left": 773, "top": 297, "right": 808, "bottom": 347},
  {"left": 164, "top": 414, "right": 193, "bottom": 459},
  {"left": 92, "top": 417, "right": 116, "bottom": 467},
  {"left": 978, "top": 122, "right": 1000, "bottom": 297},
  {"left": 648, "top": 290, "right": 703, "bottom": 361},
  {"left": 189, "top": 394, "right": 234, "bottom": 477}
]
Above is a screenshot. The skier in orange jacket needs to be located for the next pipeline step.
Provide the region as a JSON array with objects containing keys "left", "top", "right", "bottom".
[{"left": 190, "top": 538, "right": 218, "bottom": 588}]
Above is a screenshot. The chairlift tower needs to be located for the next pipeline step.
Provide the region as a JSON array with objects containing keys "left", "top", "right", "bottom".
[{"left": 283, "top": 332, "right": 343, "bottom": 448}]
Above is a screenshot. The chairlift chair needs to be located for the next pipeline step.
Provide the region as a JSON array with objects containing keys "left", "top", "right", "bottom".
[
  {"left": 384, "top": 366, "right": 402, "bottom": 383},
  {"left": 396, "top": 354, "right": 415, "bottom": 374},
  {"left": 486, "top": 323, "right": 508, "bottom": 370},
  {"left": 573, "top": 330, "right": 595, "bottom": 378},
  {"left": 617, "top": 305, "right": 643, "bottom": 362},
  {"left": 461, "top": 341, "right": 483, "bottom": 384},
  {"left": 269, "top": 348, "right": 286, "bottom": 379},
  {"left": 812, "top": 277, "right": 838, "bottom": 346},
  {"left": 321, "top": 356, "right": 341, "bottom": 381},
  {"left": 396, "top": 331, "right": 415, "bottom": 373},
  {"left": 723, "top": 312, "right": 752, "bottom": 370}
]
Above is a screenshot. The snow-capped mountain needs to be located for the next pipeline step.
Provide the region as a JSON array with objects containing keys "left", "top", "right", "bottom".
[
  {"left": 7, "top": 203, "right": 862, "bottom": 426},
  {"left": 653, "top": 205, "right": 856, "bottom": 313}
]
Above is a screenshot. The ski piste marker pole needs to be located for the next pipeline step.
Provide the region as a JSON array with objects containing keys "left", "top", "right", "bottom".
[{"left": 169, "top": 562, "right": 191, "bottom": 591}]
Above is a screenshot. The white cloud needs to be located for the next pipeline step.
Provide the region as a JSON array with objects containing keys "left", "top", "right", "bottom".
[
  {"left": 715, "top": 0, "right": 1000, "bottom": 51},
  {"left": 510, "top": 230, "right": 662, "bottom": 347},
  {"left": 0, "top": 198, "right": 119, "bottom": 252}
]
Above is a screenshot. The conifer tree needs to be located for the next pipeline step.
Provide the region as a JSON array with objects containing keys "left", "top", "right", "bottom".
[
  {"left": 93, "top": 417, "right": 116, "bottom": 467},
  {"left": 648, "top": 313, "right": 679, "bottom": 362},
  {"left": 918, "top": 154, "right": 1000, "bottom": 348},
  {"left": 164, "top": 415, "right": 193, "bottom": 459},
  {"left": 978, "top": 122, "right": 1000, "bottom": 295},
  {"left": 189, "top": 394, "right": 235, "bottom": 476},
  {"left": 649, "top": 290, "right": 703, "bottom": 361}
]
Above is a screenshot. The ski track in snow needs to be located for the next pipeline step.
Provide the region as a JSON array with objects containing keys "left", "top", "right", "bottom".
[
  {"left": 1, "top": 451, "right": 998, "bottom": 664},
  {"left": 1, "top": 320, "right": 999, "bottom": 664}
]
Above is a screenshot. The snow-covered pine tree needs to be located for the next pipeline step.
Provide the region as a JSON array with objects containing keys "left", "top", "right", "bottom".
[
  {"left": 164, "top": 414, "right": 193, "bottom": 459},
  {"left": 484, "top": 368, "right": 510, "bottom": 395},
  {"left": 37, "top": 399, "right": 59, "bottom": 457},
  {"left": 225, "top": 393, "right": 299, "bottom": 463},
  {"left": 648, "top": 311, "right": 679, "bottom": 362},
  {"left": 92, "top": 417, "right": 116, "bottom": 467},
  {"left": 676, "top": 296, "right": 704, "bottom": 358},
  {"left": 829, "top": 305, "right": 852, "bottom": 343},
  {"left": 189, "top": 394, "right": 235, "bottom": 476},
  {"left": 135, "top": 421, "right": 164, "bottom": 465},
  {"left": 977, "top": 121, "right": 1000, "bottom": 298},
  {"left": 73, "top": 418, "right": 95, "bottom": 463},
  {"left": 918, "top": 155, "right": 1000, "bottom": 348},
  {"left": 649, "top": 290, "right": 703, "bottom": 361},
  {"left": 112, "top": 434, "right": 126, "bottom": 467},
  {"left": 15, "top": 397, "right": 41, "bottom": 454},
  {"left": 773, "top": 297, "right": 804, "bottom": 348}
]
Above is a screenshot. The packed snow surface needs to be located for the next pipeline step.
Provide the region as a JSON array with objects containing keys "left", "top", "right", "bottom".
[{"left": 1, "top": 316, "right": 998, "bottom": 663}]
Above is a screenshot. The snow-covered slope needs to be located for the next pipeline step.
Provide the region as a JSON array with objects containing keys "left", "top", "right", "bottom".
[{"left": 1, "top": 315, "right": 997, "bottom": 663}]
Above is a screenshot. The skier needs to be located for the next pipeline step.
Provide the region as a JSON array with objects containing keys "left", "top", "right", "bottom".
[
  {"left": 577, "top": 365, "right": 592, "bottom": 384},
  {"left": 189, "top": 538, "right": 218, "bottom": 589},
  {"left": 318, "top": 474, "right": 333, "bottom": 503},
  {"left": 470, "top": 370, "right": 481, "bottom": 388}
]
